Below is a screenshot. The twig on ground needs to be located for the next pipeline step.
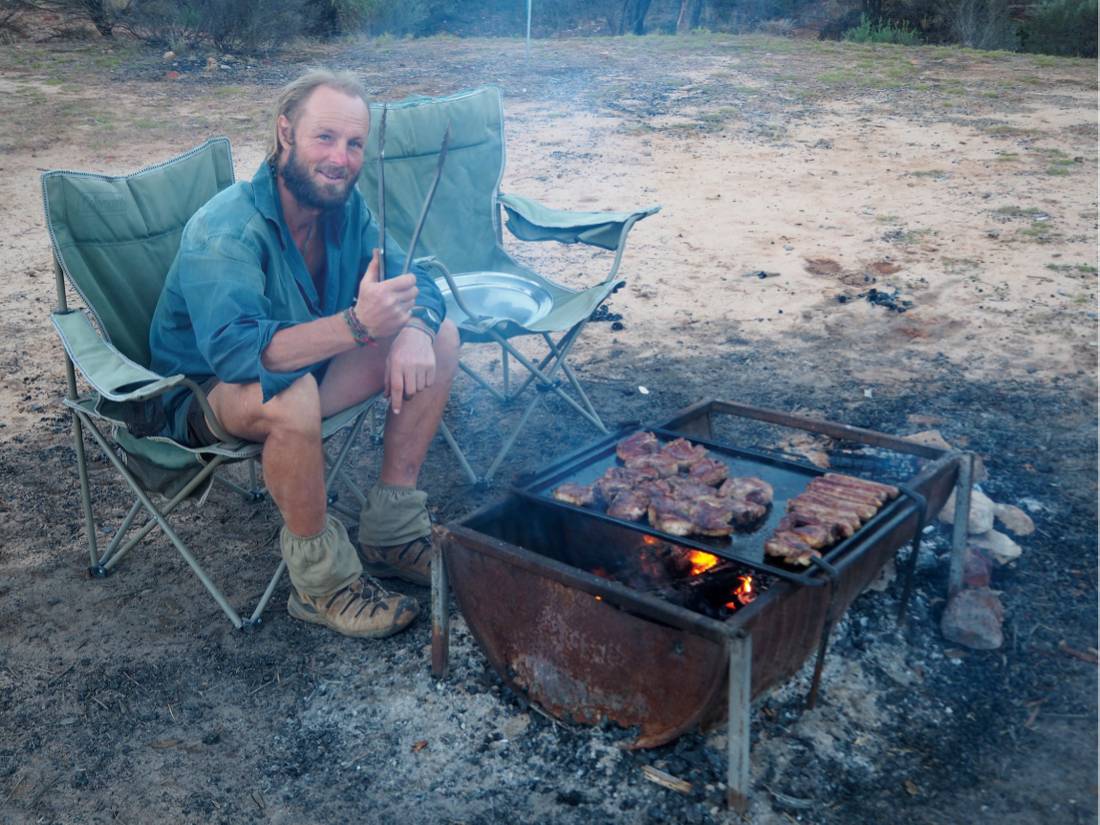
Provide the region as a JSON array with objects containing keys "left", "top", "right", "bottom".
[
  {"left": 1057, "top": 640, "right": 1098, "bottom": 664},
  {"left": 641, "top": 765, "right": 692, "bottom": 794},
  {"left": 4, "top": 773, "right": 26, "bottom": 803}
]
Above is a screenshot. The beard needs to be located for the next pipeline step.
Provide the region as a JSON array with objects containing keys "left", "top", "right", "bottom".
[{"left": 279, "top": 142, "right": 360, "bottom": 212}]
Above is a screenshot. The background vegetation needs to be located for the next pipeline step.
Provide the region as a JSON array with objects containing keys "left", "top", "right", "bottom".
[{"left": 0, "top": 0, "right": 1095, "bottom": 56}]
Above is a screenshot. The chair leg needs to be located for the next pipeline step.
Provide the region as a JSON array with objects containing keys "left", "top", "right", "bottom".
[
  {"left": 438, "top": 421, "right": 479, "bottom": 484},
  {"left": 459, "top": 360, "right": 508, "bottom": 402},
  {"left": 542, "top": 331, "right": 604, "bottom": 427},
  {"left": 92, "top": 499, "right": 143, "bottom": 574},
  {"left": 80, "top": 418, "right": 248, "bottom": 629},
  {"left": 71, "top": 413, "right": 100, "bottom": 569},
  {"left": 247, "top": 559, "right": 287, "bottom": 627},
  {"left": 501, "top": 345, "right": 510, "bottom": 396}
]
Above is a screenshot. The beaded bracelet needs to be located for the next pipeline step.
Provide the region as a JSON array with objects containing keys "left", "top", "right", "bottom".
[{"left": 343, "top": 306, "right": 375, "bottom": 347}]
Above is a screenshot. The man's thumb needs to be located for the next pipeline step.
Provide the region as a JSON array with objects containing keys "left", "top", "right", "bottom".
[{"left": 363, "top": 248, "right": 382, "bottom": 283}]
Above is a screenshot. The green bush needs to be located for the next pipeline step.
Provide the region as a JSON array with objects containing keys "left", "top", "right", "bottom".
[
  {"left": 843, "top": 13, "right": 923, "bottom": 44},
  {"left": 1020, "top": 0, "right": 1097, "bottom": 56}
]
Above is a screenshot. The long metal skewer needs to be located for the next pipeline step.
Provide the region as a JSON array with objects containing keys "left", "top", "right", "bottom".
[
  {"left": 399, "top": 125, "right": 484, "bottom": 325},
  {"left": 376, "top": 105, "right": 388, "bottom": 276}
]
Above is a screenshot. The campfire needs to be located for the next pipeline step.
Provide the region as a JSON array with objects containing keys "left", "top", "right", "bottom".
[{"left": 434, "top": 399, "right": 970, "bottom": 811}]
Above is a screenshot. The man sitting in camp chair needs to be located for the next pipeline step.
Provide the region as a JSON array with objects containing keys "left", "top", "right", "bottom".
[{"left": 149, "top": 69, "right": 460, "bottom": 639}]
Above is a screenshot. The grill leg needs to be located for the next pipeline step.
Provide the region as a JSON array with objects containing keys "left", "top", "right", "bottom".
[
  {"left": 947, "top": 453, "right": 973, "bottom": 597},
  {"left": 726, "top": 632, "right": 752, "bottom": 813},
  {"left": 431, "top": 540, "right": 450, "bottom": 679}
]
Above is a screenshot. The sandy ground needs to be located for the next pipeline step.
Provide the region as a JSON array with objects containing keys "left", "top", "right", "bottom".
[{"left": 0, "top": 32, "right": 1096, "bottom": 825}]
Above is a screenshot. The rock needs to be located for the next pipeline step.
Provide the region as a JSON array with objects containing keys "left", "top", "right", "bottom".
[
  {"left": 938, "top": 486, "right": 995, "bottom": 534},
  {"left": 501, "top": 714, "right": 530, "bottom": 740},
  {"left": 941, "top": 588, "right": 1004, "bottom": 650},
  {"left": 969, "top": 529, "right": 1022, "bottom": 565},
  {"left": 994, "top": 503, "right": 1035, "bottom": 536},
  {"left": 204, "top": 56, "right": 218, "bottom": 73},
  {"left": 962, "top": 547, "right": 992, "bottom": 588},
  {"left": 162, "top": 50, "right": 176, "bottom": 61}
]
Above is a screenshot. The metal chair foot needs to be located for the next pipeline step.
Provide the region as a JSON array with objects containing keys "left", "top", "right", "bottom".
[
  {"left": 88, "top": 564, "right": 111, "bottom": 579},
  {"left": 238, "top": 617, "right": 263, "bottom": 632}
]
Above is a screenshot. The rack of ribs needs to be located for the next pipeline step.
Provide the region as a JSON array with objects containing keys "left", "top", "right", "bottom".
[{"left": 764, "top": 473, "right": 899, "bottom": 566}]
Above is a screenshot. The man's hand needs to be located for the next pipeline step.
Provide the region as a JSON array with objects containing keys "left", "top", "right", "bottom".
[
  {"left": 386, "top": 325, "right": 436, "bottom": 414},
  {"left": 354, "top": 248, "right": 418, "bottom": 339}
]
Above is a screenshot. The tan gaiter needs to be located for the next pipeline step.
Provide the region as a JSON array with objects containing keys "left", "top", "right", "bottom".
[
  {"left": 357, "top": 483, "right": 431, "bottom": 547},
  {"left": 280, "top": 515, "right": 362, "bottom": 598}
]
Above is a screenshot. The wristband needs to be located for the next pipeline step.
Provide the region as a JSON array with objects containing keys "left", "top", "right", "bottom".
[
  {"left": 404, "top": 317, "right": 436, "bottom": 341},
  {"left": 343, "top": 306, "right": 375, "bottom": 347}
]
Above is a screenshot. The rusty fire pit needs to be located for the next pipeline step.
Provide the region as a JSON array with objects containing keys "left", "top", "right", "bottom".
[{"left": 429, "top": 400, "right": 973, "bottom": 810}]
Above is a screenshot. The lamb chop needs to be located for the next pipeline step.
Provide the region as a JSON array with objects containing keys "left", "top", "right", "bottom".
[
  {"left": 690, "top": 496, "right": 736, "bottom": 536},
  {"left": 623, "top": 451, "right": 681, "bottom": 477},
  {"left": 647, "top": 494, "right": 696, "bottom": 536},
  {"left": 616, "top": 430, "right": 660, "bottom": 462},
  {"left": 719, "top": 476, "right": 774, "bottom": 507},
  {"left": 666, "top": 476, "right": 720, "bottom": 500},
  {"left": 607, "top": 489, "right": 650, "bottom": 521},
  {"left": 595, "top": 465, "right": 659, "bottom": 503},
  {"left": 660, "top": 437, "right": 709, "bottom": 470},
  {"left": 764, "top": 532, "right": 821, "bottom": 566},
  {"left": 552, "top": 482, "right": 595, "bottom": 506},
  {"left": 687, "top": 457, "right": 729, "bottom": 487}
]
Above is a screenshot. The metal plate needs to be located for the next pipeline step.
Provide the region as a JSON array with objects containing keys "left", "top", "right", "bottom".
[{"left": 437, "top": 271, "right": 554, "bottom": 326}]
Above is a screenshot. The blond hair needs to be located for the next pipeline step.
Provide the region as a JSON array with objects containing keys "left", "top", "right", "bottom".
[{"left": 266, "top": 69, "right": 370, "bottom": 163}]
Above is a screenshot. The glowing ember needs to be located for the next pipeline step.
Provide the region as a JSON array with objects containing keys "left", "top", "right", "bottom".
[
  {"left": 686, "top": 550, "right": 720, "bottom": 576},
  {"left": 724, "top": 576, "right": 756, "bottom": 611}
]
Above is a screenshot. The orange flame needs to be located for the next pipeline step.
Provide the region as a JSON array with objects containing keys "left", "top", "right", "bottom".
[
  {"left": 687, "top": 550, "right": 720, "bottom": 576},
  {"left": 724, "top": 576, "right": 756, "bottom": 611}
]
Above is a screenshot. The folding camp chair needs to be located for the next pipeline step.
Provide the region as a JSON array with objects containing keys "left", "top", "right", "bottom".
[
  {"left": 358, "top": 87, "right": 659, "bottom": 483},
  {"left": 43, "top": 137, "right": 378, "bottom": 631}
]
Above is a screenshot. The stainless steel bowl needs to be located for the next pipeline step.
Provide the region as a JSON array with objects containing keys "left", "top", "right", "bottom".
[{"left": 437, "top": 271, "right": 554, "bottom": 327}]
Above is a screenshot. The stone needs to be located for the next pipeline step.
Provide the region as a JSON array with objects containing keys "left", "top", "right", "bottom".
[
  {"left": 994, "top": 503, "right": 1035, "bottom": 536},
  {"left": 962, "top": 547, "right": 993, "bottom": 588},
  {"left": 502, "top": 713, "right": 530, "bottom": 740},
  {"left": 941, "top": 588, "right": 1004, "bottom": 650},
  {"left": 938, "top": 486, "right": 995, "bottom": 534},
  {"left": 162, "top": 50, "right": 176, "bottom": 61},
  {"left": 969, "top": 529, "right": 1022, "bottom": 565}
]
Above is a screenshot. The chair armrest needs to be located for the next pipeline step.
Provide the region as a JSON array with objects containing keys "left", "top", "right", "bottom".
[
  {"left": 51, "top": 310, "right": 186, "bottom": 402},
  {"left": 498, "top": 193, "right": 660, "bottom": 251}
]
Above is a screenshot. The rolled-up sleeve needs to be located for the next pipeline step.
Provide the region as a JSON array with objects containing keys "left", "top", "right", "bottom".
[{"left": 177, "top": 232, "right": 314, "bottom": 402}]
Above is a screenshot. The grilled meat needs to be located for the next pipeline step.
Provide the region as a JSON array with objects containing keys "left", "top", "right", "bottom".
[
  {"left": 820, "top": 473, "right": 898, "bottom": 503},
  {"left": 794, "top": 490, "right": 878, "bottom": 521},
  {"left": 806, "top": 478, "right": 884, "bottom": 507},
  {"left": 595, "top": 465, "right": 659, "bottom": 502},
  {"left": 728, "top": 498, "right": 768, "bottom": 527},
  {"left": 719, "top": 476, "right": 774, "bottom": 506},
  {"left": 667, "top": 476, "right": 720, "bottom": 499},
  {"left": 764, "top": 532, "right": 820, "bottom": 566},
  {"left": 785, "top": 500, "right": 859, "bottom": 537},
  {"left": 623, "top": 451, "right": 681, "bottom": 477},
  {"left": 775, "top": 513, "right": 834, "bottom": 548},
  {"left": 687, "top": 457, "right": 729, "bottom": 486},
  {"left": 690, "top": 497, "right": 736, "bottom": 536},
  {"left": 607, "top": 489, "right": 649, "bottom": 521},
  {"left": 660, "top": 437, "right": 709, "bottom": 470},
  {"left": 552, "top": 482, "right": 595, "bottom": 506},
  {"left": 647, "top": 494, "right": 696, "bottom": 536},
  {"left": 616, "top": 430, "right": 660, "bottom": 462}
]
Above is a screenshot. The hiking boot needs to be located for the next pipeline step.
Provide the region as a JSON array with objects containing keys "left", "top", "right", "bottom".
[
  {"left": 287, "top": 576, "right": 419, "bottom": 638},
  {"left": 359, "top": 527, "right": 441, "bottom": 587}
]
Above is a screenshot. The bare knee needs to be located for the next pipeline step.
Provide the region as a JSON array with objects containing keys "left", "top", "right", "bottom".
[
  {"left": 260, "top": 374, "right": 322, "bottom": 441},
  {"left": 433, "top": 319, "right": 461, "bottom": 378}
]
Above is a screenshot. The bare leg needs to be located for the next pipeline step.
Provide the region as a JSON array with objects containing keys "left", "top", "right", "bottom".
[
  {"left": 319, "top": 320, "right": 460, "bottom": 488},
  {"left": 207, "top": 375, "right": 326, "bottom": 537}
]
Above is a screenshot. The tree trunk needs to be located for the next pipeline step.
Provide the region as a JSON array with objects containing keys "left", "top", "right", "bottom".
[
  {"left": 618, "top": 0, "right": 652, "bottom": 35},
  {"left": 676, "top": 0, "right": 704, "bottom": 33}
]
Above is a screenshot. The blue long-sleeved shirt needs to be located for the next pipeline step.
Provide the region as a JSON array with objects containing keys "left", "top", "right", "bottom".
[{"left": 149, "top": 159, "right": 444, "bottom": 441}]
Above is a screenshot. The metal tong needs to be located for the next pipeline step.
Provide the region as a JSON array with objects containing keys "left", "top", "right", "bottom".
[{"left": 375, "top": 116, "right": 482, "bottom": 323}]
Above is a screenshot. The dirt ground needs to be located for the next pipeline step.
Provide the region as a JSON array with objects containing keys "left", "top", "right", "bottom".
[{"left": 0, "top": 32, "right": 1096, "bottom": 825}]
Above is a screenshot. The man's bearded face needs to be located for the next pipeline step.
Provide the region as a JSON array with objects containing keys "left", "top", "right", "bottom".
[{"left": 280, "top": 137, "right": 360, "bottom": 212}]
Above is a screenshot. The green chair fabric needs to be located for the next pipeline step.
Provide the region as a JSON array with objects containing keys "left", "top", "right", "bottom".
[
  {"left": 43, "top": 138, "right": 378, "bottom": 630},
  {"left": 358, "top": 87, "right": 659, "bottom": 480}
]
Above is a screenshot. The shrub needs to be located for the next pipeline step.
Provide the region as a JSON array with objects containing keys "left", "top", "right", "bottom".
[
  {"left": 942, "top": 0, "right": 1019, "bottom": 50},
  {"left": 843, "top": 12, "right": 923, "bottom": 43},
  {"left": 1020, "top": 0, "right": 1097, "bottom": 56},
  {"left": 756, "top": 16, "right": 795, "bottom": 35}
]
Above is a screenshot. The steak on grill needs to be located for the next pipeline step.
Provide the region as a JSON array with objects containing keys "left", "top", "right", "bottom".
[
  {"left": 616, "top": 430, "right": 660, "bottom": 462},
  {"left": 552, "top": 482, "right": 595, "bottom": 506}
]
